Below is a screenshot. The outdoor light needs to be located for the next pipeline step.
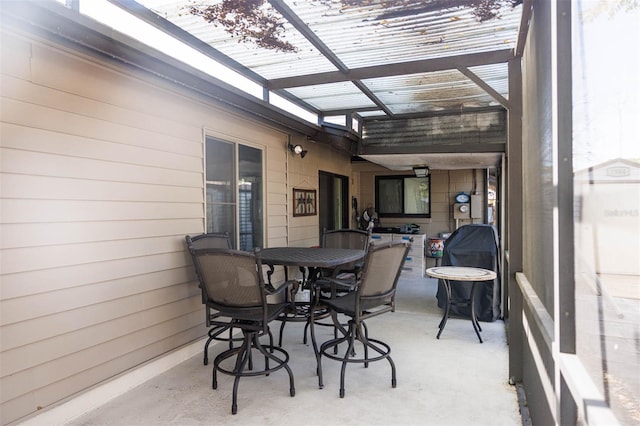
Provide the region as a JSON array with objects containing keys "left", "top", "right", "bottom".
[
  {"left": 412, "top": 166, "right": 429, "bottom": 177},
  {"left": 288, "top": 143, "right": 308, "bottom": 158}
]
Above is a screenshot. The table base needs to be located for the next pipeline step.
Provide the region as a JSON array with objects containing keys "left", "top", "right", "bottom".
[{"left": 438, "top": 279, "right": 483, "bottom": 343}]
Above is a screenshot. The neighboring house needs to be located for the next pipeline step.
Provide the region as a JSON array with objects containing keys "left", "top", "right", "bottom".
[{"left": 574, "top": 158, "right": 640, "bottom": 278}]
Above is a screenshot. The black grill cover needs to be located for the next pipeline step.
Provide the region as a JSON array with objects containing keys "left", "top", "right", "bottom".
[{"left": 436, "top": 224, "right": 501, "bottom": 322}]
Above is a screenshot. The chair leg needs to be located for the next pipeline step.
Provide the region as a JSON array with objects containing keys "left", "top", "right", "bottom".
[
  {"left": 253, "top": 333, "right": 296, "bottom": 398},
  {"left": 389, "top": 354, "right": 397, "bottom": 388},
  {"left": 303, "top": 319, "right": 310, "bottom": 344},
  {"left": 309, "top": 302, "right": 323, "bottom": 386},
  {"left": 333, "top": 318, "right": 339, "bottom": 355},
  {"left": 317, "top": 319, "right": 351, "bottom": 391},
  {"left": 318, "top": 317, "right": 396, "bottom": 397},
  {"left": 278, "top": 283, "right": 299, "bottom": 347},
  {"left": 204, "top": 326, "right": 238, "bottom": 365},
  {"left": 254, "top": 333, "right": 270, "bottom": 375},
  {"left": 357, "top": 322, "right": 369, "bottom": 368},
  {"left": 204, "top": 329, "right": 215, "bottom": 366},
  {"left": 228, "top": 327, "right": 235, "bottom": 349},
  {"left": 268, "top": 327, "right": 275, "bottom": 353},
  {"left": 212, "top": 328, "right": 296, "bottom": 414},
  {"left": 278, "top": 315, "right": 287, "bottom": 347},
  {"left": 213, "top": 332, "right": 249, "bottom": 388},
  {"left": 204, "top": 326, "right": 224, "bottom": 365},
  {"left": 231, "top": 333, "right": 252, "bottom": 415},
  {"left": 358, "top": 323, "right": 397, "bottom": 389},
  {"left": 339, "top": 322, "right": 357, "bottom": 398}
]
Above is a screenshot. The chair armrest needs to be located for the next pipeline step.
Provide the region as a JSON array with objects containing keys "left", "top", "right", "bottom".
[
  {"left": 265, "top": 279, "right": 299, "bottom": 296},
  {"left": 315, "top": 276, "right": 357, "bottom": 292}
]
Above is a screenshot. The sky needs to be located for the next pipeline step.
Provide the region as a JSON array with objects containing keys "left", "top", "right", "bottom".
[{"left": 572, "top": 0, "right": 640, "bottom": 169}]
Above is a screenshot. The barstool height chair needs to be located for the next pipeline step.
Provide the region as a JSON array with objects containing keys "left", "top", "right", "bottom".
[
  {"left": 312, "top": 241, "right": 409, "bottom": 398},
  {"left": 186, "top": 233, "right": 242, "bottom": 365},
  {"left": 191, "top": 247, "right": 296, "bottom": 414}
]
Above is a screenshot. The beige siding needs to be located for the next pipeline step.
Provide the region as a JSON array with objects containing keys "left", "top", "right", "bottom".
[
  {"left": 286, "top": 137, "right": 353, "bottom": 248},
  {"left": 0, "top": 26, "right": 334, "bottom": 424}
]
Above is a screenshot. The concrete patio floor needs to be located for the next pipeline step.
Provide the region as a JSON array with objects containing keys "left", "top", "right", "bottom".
[{"left": 65, "top": 275, "right": 522, "bottom": 426}]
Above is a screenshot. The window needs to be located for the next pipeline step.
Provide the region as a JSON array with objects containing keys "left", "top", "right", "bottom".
[
  {"left": 375, "top": 175, "right": 430, "bottom": 217},
  {"left": 205, "top": 137, "right": 263, "bottom": 251}
]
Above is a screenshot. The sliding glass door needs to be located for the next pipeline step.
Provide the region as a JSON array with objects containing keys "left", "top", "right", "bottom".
[{"left": 205, "top": 137, "right": 263, "bottom": 251}]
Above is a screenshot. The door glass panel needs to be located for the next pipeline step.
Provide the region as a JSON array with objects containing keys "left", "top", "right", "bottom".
[
  {"left": 205, "top": 138, "right": 263, "bottom": 251},
  {"left": 205, "top": 197, "right": 235, "bottom": 244},
  {"left": 319, "top": 171, "right": 349, "bottom": 236},
  {"left": 205, "top": 138, "right": 236, "bottom": 246},
  {"left": 333, "top": 177, "right": 343, "bottom": 229},
  {"left": 238, "top": 144, "right": 263, "bottom": 251},
  {"left": 205, "top": 139, "right": 234, "bottom": 203}
]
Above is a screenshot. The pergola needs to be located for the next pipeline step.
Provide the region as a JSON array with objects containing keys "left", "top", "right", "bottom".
[{"left": 65, "top": 0, "right": 532, "bottom": 170}]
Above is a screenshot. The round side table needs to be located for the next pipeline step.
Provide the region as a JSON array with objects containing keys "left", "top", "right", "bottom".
[{"left": 426, "top": 266, "right": 497, "bottom": 343}]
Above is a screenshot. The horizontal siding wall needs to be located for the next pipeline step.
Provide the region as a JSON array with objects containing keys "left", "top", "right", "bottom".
[
  {"left": 0, "top": 27, "right": 293, "bottom": 424},
  {"left": 286, "top": 138, "right": 353, "bottom": 249}
]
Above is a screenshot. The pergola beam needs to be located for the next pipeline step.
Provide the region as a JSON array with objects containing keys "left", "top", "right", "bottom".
[
  {"left": 269, "top": 0, "right": 393, "bottom": 116},
  {"left": 268, "top": 49, "right": 514, "bottom": 89},
  {"left": 359, "top": 143, "right": 505, "bottom": 156},
  {"left": 457, "top": 66, "right": 510, "bottom": 109}
]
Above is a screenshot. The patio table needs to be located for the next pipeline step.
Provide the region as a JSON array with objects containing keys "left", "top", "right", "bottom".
[
  {"left": 426, "top": 266, "right": 497, "bottom": 343},
  {"left": 260, "top": 247, "right": 366, "bottom": 346},
  {"left": 260, "top": 246, "right": 366, "bottom": 289},
  {"left": 260, "top": 247, "right": 366, "bottom": 271}
]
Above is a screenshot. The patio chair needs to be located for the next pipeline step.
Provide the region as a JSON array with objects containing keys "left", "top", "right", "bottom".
[
  {"left": 186, "top": 233, "right": 242, "bottom": 365},
  {"left": 306, "top": 228, "right": 372, "bottom": 347},
  {"left": 190, "top": 247, "right": 296, "bottom": 414},
  {"left": 278, "top": 229, "right": 371, "bottom": 347},
  {"left": 320, "top": 228, "right": 370, "bottom": 282},
  {"left": 312, "top": 241, "right": 409, "bottom": 398}
]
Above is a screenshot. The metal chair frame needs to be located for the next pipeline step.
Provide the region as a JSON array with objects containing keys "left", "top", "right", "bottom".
[
  {"left": 311, "top": 241, "right": 409, "bottom": 398},
  {"left": 308, "top": 228, "right": 372, "bottom": 348},
  {"left": 186, "top": 233, "right": 244, "bottom": 365},
  {"left": 190, "top": 247, "right": 295, "bottom": 414}
]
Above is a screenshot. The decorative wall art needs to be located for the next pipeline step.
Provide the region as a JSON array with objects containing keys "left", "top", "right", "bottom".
[{"left": 293, "top": 188, "right": 316, "bottom": 216}]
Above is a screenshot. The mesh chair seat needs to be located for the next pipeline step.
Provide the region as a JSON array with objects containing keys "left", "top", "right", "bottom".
[
  {"left": 321, "top": 291, "right": 394, "bottom": 315},
  {"left": 210, "top": 303, "right": 290, "bottom": 324}
]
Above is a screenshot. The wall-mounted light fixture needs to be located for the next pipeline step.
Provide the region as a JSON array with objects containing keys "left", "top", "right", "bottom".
[
  {"left": 412, "top": 166, "right": 429, "bottom": 177},
  {"left": 289, "top": 143, "right": 308, "bottom": 158}
]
